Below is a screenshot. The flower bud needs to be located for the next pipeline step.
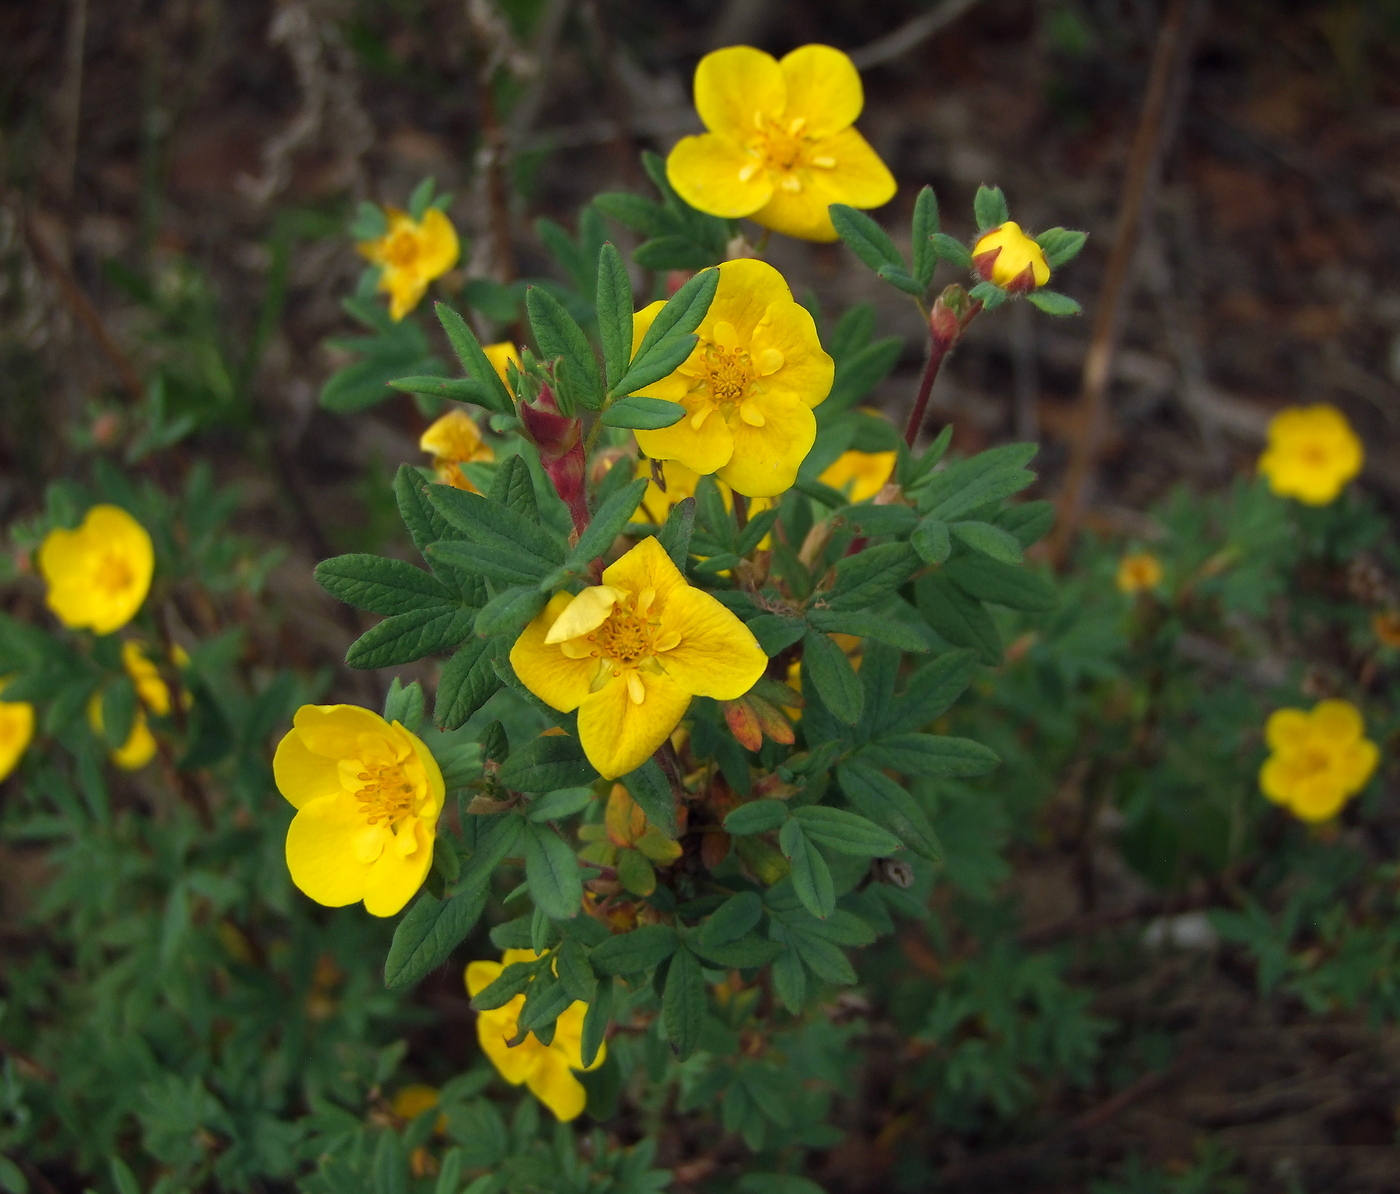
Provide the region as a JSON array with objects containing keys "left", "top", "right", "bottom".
[
  {"left": 519, "top": 385, "right": 588, "bottom": 535},
  {"left": 972, "top": 221, "right": 1050, "bottom": 293}
]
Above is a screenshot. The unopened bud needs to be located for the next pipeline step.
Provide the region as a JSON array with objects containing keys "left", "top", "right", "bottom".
[
  {"left": 928, "top": 297, "right": 961, "bottom": 352},
  {"left": 971, "top": 221, "right": 1050, "bottom": 293},
  {"left": 518, "top": 384, "right": 579, "bottom": 460}
]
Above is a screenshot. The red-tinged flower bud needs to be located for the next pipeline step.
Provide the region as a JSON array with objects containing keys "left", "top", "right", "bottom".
[
  {"left": 971, "top": 222, "right": 1050, "bottom": 293},
  {"left": 928, "top": 296, "right": 961, "bottom": 352},
  {"left": 519, "top": 384, "right": 589, "bottom": 536}
]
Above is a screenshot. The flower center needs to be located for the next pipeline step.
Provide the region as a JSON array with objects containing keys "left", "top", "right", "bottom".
[
  {"left": 1293, "top": 746, "right": 1332, "bottom": 780},
  {"left": 355, "top": 761, "right": 416, "bottom": 825},
  {"left": 94, "top": 551, "right": 133, "bottom": 597},
  {"left": 589, "top": 606, "right": 660, "bottom": 668},
  {"left": 741, "top": 115, "right": 837, "bottom": 193},
  {"left": 1299, "top": 443, "right": 1328, "bottom": 467},
  {"left": 383, "top": 228, "right": 421, "bottom": 269},
  {"left": 703, "top": 344, "right": 754, "bottom": 408}
]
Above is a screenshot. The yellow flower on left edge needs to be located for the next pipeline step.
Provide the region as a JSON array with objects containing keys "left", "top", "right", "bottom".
[
  {"left": 510, "top": 537, "right": 767, "bottom": 779},
  {"left": 39, "top": 504, "right": 153, "bottom": 635},
  {"left": 0, "top": 679, "right": 34, "bottom": 783},
  {"left": 467, "top": 949, "right": 604, "bottom": 1122},
  {"left": 421, "top": 409, "right": 495, "bottom": 493},
  {"left": 632, "top": 259, "right": 834, "bottom": 498},
  {"left": 666, "top": 44, "right": 895, "bottom": 242},
  {"left": 273, "top": 704, "right": 444, "bottom": 916},
  {"left": 1260, "top": 700, "right": 1379, "bottom": 822},
  {"left": 358, "top": 206, "right": 460, "bottom": 321}
]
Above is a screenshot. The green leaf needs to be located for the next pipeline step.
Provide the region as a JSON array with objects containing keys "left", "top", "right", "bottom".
[
  {"left": 806, "top": 609, "right": 930, "bottom": 653},
  {"left": 840, "top": 502, "right": 918, "bottom": 539},
  {"left": 430, "top": 539, "right": 551, "bottom": 586},
  {"left": 949, "top": 520, "right": 1024, "bottom": 564},
  {"left": 596, "top": 244, "right": 634, "bottom": 390},
  {"left": 877, "top": 263, "right": 924, "bottom": 295},
  {"left": 996, "top": 499, "right": 1055, "bottom": 547},
  {"left": 779, "top": 819, "right": 835, "bottom": 919},
  {"left": 922, "top": 467, "right": 1037, "bottom": 524},
  {"left": 829, "top": 204, "right": 903, "bottom": 271},
  {"left": 593, "top": 191, "right": 671, "bottom": 237},
  {"left": 474, "top": 585, "right": 548, "bottom": 637},
  {"left": 826, "top": 336, "right": 902, "bottom": 413},
  {"left": 801, "top": 630, "right": 863, "bottom": 725},
  {"left": 589, "top": 924, "right": 679, "bottom": 975},
  {"left": 837, "top": 759, "right": 943, "bottom": 862},
  {"left": 428, "top": 484, "right": 567, "bottom": 570},
  {"left": 620, "top": 268, "right": 718, "bottom": 394},
  {"left": 394, "top": 464, "right": 463, "bottom": 562},
  {"left": 384, "top": 677, "right": 425, "bottom": 731},
  {"left": 469, "top": 959, "right": 538, "bottom": 1010},
  {"left": 969, "top": 280, "right": 1007, "bottom": 309},
  {"left": 110, "top": 1160, "right": 141, "bottom": 1194},
  {"left": 435, "top": 302, "right": 513, "bottom": 413},
  {"left": 723, "top": 799, "right": 789, "bottom": 836},
  {"left": 408, "top": 176, "right": 435, "bottom": 220},
  {"left": 747, "top": 614, "right": 807, "bottom": 656},
  {"left": 973, "top": 184, "right": 1009, "bottom": 231},
  {"left": 863, "top": 733, "right": 999, "bottom": 777},
  {"left": 770, "top": 926, "right": 807, "bottom": 1012},
  {"left": 524, "top": 822, "right": 583, "bottom": 920},
  {"left": 917, "top": 573, "right": 1002, "bottom": 664},
  {"left": 825, "top": 542, "right": 920, "bottom": 611},
  {"left": 435, "top": 637, "right": 501, "bottom": 729},
  {"left": 526, "top": 287, "right": 604, "bottom": 410},
  {"left": 662, "top": 944, "right": 707, "bottom": 1060},
  {"left": 699, "top": 891, "right": 763, "bottom": 947},
  {"left": 600, "top": 395, "right": 686, "bottom": 430},
  {"left": 316, "top": 553, "right": 452, "bottom": 614},
  {"left": 690, "top": 933, "right": 783, "bottom": 969},
  {"left": 930, "top": 233, "right": 973, "bottom": 270},
  {"left": 792, "top": 806, "right": 902, "bottom": 856},
  {"left": 1027, "top": 290, "right": 1083, "bottom": 317},
  {"left": 944, "top": 555, "right": 1058, "bottom": 612},
  {"left": 518, "top": 969, "right": 575, "bottom": 1036},
  {"left": 556, "top": 936, "right": 594, "bottom": 1002},
  {"left": 569, "top": 478, "right": 648, "bottom": 567},
  {"left": 498, "top": 734, "right": 597, "bottom": 792},
  {"left": 100, "top": 678, "right": 136, "bottom": 751},
  {"left": 384, "top": 887, "right": 489, "bottom": 989},
  {"left": 458, "top": 815, "right": 525, "bottom": 895},
  {"left": 350, "top": 200, "right": 388, "bottom": 240},
  {"left": 912, "top": 185, "right": 941, "bottom": 287},
  {"left": 345, "top": 605, "right": 476, "bottom": 668},
  {"left": 622, "top": 758, "right": 678, "bottom": 838},
  {"left": 633, "top": 236, "right": 717, "bottom": 272},
  {"left": 785, "top": 924, "right": 857, "bottom": 984},
  {"left": 580, "top": 975, "right": 613, "bottom": 1067},
  {"left": 525, "top": 786, "right": 594, "bottom": 822},
  {"left": 389, "top": 375, "right": 500, "bottom": 406},
  {"left": 657, "top": 497, "right": 695, "bottom": 570},
  {"left": 911, "top": 517, "right": 950, "bottom": 565},
  {"left": 1035, "top": 226, "right": 1087, "bottom": 267},
  {"left": 885, "top": 649, "right": 978, "bottom": 735},
  {"left": 0, "top": 1157, "right": 26, "bottom": 1194},
  {"left": 489, "top": 452, "right": 538, "bottom": 518}
]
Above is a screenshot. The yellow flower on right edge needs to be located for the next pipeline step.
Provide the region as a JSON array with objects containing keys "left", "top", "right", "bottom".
[
  {"left": 1257, "top": 403, "right": 1363, "bottom": 505},
  {"left": 466, "top": 949, "right": 604, "bottom": 1122},
  {"left": 1259, "top": 699, "right": 1379, "bottom": 822},
  {"left": 665, "top": 44, "right": 896, "bottom": 242},
  {"left": 1116, "top": 552, "right": 1162, "bottom": 595}
]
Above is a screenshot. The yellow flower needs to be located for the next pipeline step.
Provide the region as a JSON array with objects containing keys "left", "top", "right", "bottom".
[
  {"left": 818, "top": 450, "right": 896, "bottom": 503},
  {"left": 972, "top": 222, "right": 1051, "bottom": 292},
  {"left": 1257, "top": 404, "right": 1363, "bottom": 506},
  {"left": 666, "top": 44, "right": 896, "bottom": 242},
  {"left": 87, "top": 640, "right": 184, "bottom": 770},
  {"left": 466, "top": 949, "right": 604, "bottom": 1122},
  {"left": 1259, "top": 700, "right": 1379, "bottom": 822},
  {"left": 1116, "top": 552, "right": 1163, "bottom": 594},
  {"left": 483, "top": 342, "right": 522, "bottom": 387},
  {"left": 510, "top": 537, "right": 767, "bottom": 779},
  {"left": 631, "top": 458, "right": 773, "bottom": 542},
  {"left": 420, "top": 409, "right": 496, "bottom": 492},
  {"left": 0, "top": 679, "right": 34, "bottom": 783},
  {"left": 357, "top": 206, "right": 460, "bottom": 321},
  {"left": 273, "top": 704, "right": 444, "bottom": 917},
  {"left": 39, "top": 504, "right": 154, "bottom": 636},
  {"left": 87, "top": 693, "right": 157, "bottom": 770},
  {"left": 632, "top": 259, "right": 834, "bottom": 498}
]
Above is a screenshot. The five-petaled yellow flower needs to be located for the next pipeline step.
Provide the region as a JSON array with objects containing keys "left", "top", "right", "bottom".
[
  {"left": 667, "top": 44, "right": 896, "bottom": 242},
  {"left": 273, "top": 704, "right": 444, "bottom": 917},
  {"left": 467, "top": 949, "right": 604, "bottom": 1122},
  {"left": 420, "top": 409, "right": 495, "bottom": 492},
  {"left": 972, "top": 222, "right": 1051, "bottom": 293},
  {"left": 0, "top": 679, "right": 34, "bottom": 783},
  {"left": 511, "top": 537, "right": 767, "bottom": 779},
  {"left": 39, "top": 504, "right": 154, "bottom": 636},
  {"left": 1257, "top": 403, "right": 1363, "bottom": 506},
  {"left": 632, "top": 259, "right": 834, "bottom": 498},
  {"left": 819, "top": 449, "right": 896, "bottom": 503},
  {"left": 358, "top": 205, "right": 460, "bottom": 321},
  {"left": 1259, "top": 699, "right": 1379, "bottom": 823},
  {"left": 1116, "top": 552, "right": 1163, "bottom": 595}
]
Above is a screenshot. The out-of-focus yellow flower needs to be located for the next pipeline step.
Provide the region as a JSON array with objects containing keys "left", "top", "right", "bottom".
[
  {"left": 510, "top": 537, "right": 766, "bottom": 779},
  {"left": 39, "top": 505, "right": 153, "bottom": 636},
  {"left": 0, "top": 679, "right": 34, "bottom": 783},
  {"left": 1259, "top": 699, "right": 1379, "bottom": 822},
  {"left": 86, "top": 641, "right": 184, "bottom": 770},
  {"left": 273, "top": 704, "right": 444, "bottom": 917},
  {"left": 357, "top": 206, "right": 460, "bottom": 321},
  {"left": 392, "top": 1084, "right": 447, "bottom": 1136},
  {"left": 666, "top": 44, "right": 895, "bottom": 242},
  {"left": 1116, "top": 552, "right": 1163, "bottom": 595},
  {"left": 632, "top": 259, "right": 833, "bottom": 498},
  {"left": 579, "top": 783, "right": 684, "bottom": 896},
  {"left": 972, "top": 222, "right": 1051, "bottom": 292},
  {"left": 483, "top": 342, "right": 522, "bottom": 388},
  {"left": 1257, "top": 404, "right": 1363, "bottom": 506},
  {"left": 466, "top": 949, "right": 604, "bottom": 1122},
  {"left": 87, "top": 692, "right": 157, "bottom": 770},
  {"left": 818, "top": 450, "right": 896, "bottom": 503},
  {"left": 420, "top": 409, "right": 495, "bottom": 493},
  {"left": 632, "top": 459, "right": 773, "bottom": 548}
]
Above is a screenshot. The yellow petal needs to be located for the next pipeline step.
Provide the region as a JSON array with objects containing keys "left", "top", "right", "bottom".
[
  {"left": 1340, "top": 738, "right": 1380, "bottom": 792},
  {"left": 656, "top": 585, "right": 766, "bottom": 700},
  {"left": 699, "top": 259, "right": 795, "bottom": 344},
  {"left": 122, "top": 641, "right": 172, "bottom": 715},
  {"left": 465, "top": 960, "right": 502, "bottom": 996},
  {"left": 402, "top": 723, "right": 446, "bottom": 820},
  {"left": 510, "top": 593, "right": 600, "bottom": 713},
  {"left": 292, "top": 704, "right": 397, "bottom": 761},
  {"left": 716, "top": 393, "right": 816, "bottom": 497},
  {"left": 577, "top": 672, "right": 692, "bottom": 780},
  {"left": 273, "top": 727, "right": 345, "bottom": 810},
  {"left": 386, "top": 273, "right": 429, "bottom": 321},
  {"left": 477, "top": 1007, "right": 543, "bottom": 1086},
  {"left": 600, "top": 537, "right": 688, "bottom": 609},
  {"left": 417, "top": 207, "right": 461, "bottom": 279},
  {"left": 545, "top": 586, "right": 625, "bottom": 645},
  {"left": 667, "top": 134, "right": 774, "bottom": 219},
  {"left": 818, "top": 450, "right": 897, "bottom": 502},
  {"left": 285, "top": 794, "right": 378, "bottom": 908},
  {"left": 420, "top": 409, "right": 486, "bottom": 462},
  {"left": 634, "top": 400, "right": 735, "bottom": 477},
  {"left": 693, "top": 45, "right": 785, "bottom": 136},
  {"left": 527, "top": 1049, "right": 588, "bottom": 1121},
  {"left": 111, "top": 712, "right": 157, "bottom": 770},
  {"left": 0, "top": 700, "right": 34, "bottom": 782},
  {"left": 1264, "top": 708, "right": 1309, "bottom": 752},
  {"left": 779, "top": 44, "right": 863, "bottom": 136},
  {"left": 483, "top": 342, "right": 522, "bottom": 387},
  {"left": 1289, "top": 776, "right": 1348, "bottom": 822},
  {"left": 550, "top": 1001, "right": 602, "bottom": 1070},
  {"left": 363, "top": 817, "right": 435, "bottom": 917},
  {"left": 1309, "top": 699, "right": 1364, "bottom": 744},
  {"left": 1258, "top": 755, "right": 1294, "bottom": 806},
  {"left": 39, "top": 504, "right": 154, "bottom": 635},
  {"left": 748, "top": 302, "right": 834, "bottom": 411}
]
